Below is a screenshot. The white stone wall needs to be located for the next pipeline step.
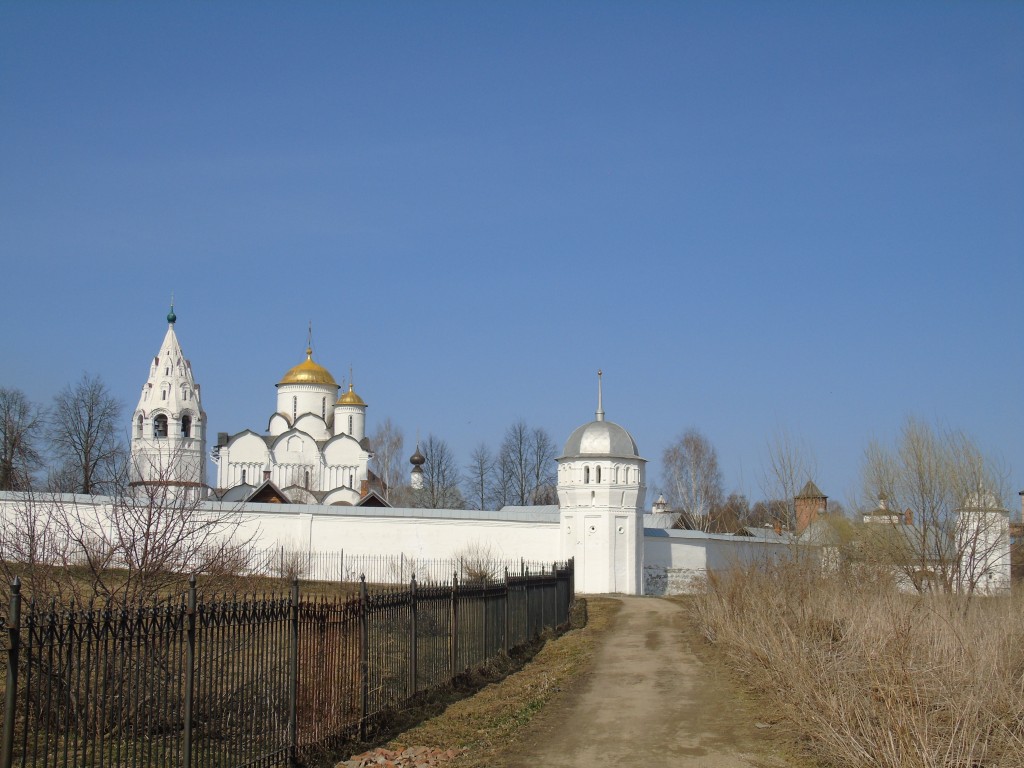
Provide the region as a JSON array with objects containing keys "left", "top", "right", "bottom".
[
  {"left": 205, "top": 502, "right": 562, "bottom": 562},
  {"left": 642, "top": 530, "right": 791, "bottom": 595}
]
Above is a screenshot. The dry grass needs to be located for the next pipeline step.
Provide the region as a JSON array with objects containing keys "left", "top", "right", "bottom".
[
  {"left": 692, "top": 561, "right": 1024, "bottom": 768},
  {"left": 377, "top": 597, "right": 618, "bottom": 768}
]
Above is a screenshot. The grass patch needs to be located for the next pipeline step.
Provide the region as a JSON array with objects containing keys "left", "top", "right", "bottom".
[{"left": 692, "top": 561, "right": 1024, "bottom": 768}]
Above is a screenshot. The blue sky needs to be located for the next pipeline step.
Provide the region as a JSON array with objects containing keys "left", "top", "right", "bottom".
[{"left": 2, "top": 2, "right": 1021, "bottom": 508}]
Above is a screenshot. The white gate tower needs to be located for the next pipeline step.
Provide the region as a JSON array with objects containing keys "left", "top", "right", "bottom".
[{"left": 557, "top": 372, "right": 646, "bottom": 594}]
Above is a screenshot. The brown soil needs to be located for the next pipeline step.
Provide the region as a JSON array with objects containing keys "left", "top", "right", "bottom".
[{"left": 502, "top": 596, "right": 788, "bottom": 768}]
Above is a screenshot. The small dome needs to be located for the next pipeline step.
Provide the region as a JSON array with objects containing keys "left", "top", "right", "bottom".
[
  {"left": 336, "top": 382, "right": 366, "bottom": 406},
  {"left": 561, "top": 420, "right": 640, "bottom": 459},
  {"left": 278, "top": 348, "right": 338, "bottom": 387},
  {"left": 409, "top": 446, "right": 425, "bottom": 466}
]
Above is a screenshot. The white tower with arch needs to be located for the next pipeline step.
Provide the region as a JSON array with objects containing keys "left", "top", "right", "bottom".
[
  {"left": 557, "top": 372, "right": 646, "bottom": 594},
  {"left": 956, "top": 490, "right": 1011, "bottom": 595},
  {"left": 130, "top": 305, "right": 207, "bottom": 496}
]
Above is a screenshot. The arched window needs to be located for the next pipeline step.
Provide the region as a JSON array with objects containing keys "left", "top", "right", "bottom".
[
  {"left": 154, "top": 414, "right": 168, "bottom": 438},
  {"left": 596, "top": 466, "right": 602, "bottom": 483},
  {"left": 136, "top": 414, "right": 143, "bottom": 438},
  {"left": 321, "top": 397, "right": 326, "bottom": 419},
  {"left": 612, "top": 466, "right": 619, "bottom": 484},
  {"left": 304, "top": 470, "right": 310, "bottom": 489},
  {"left": 348, "top": 415, "right": 353, "bottom": 434},
  {"left": 584, "top": 466, "right": 590, "bottom": 484},
  {"left": 348, "top": 472, "right": 353, "bottom": 487},
  {"left": 181, "top": 414, "right": 192, "bottom": 437},
  {"left": 241, "top": 469, "right": 247, "bottom": 484},
  {"left": 292, "top": 396, "right": 297, "bottom": 420}
]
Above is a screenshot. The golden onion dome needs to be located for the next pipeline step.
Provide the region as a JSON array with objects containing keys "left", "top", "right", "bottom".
[
  {"left": 277, "top": 348, "right": 338, "bottom": 387},
  {"left": 336, "top": 382, "right": 366, "bottom": 407}
]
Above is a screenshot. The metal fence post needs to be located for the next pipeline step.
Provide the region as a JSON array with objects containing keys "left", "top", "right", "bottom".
[
  {"left": 183, "top": 576, "right": 197, "bottom": 768},
  {"left": 1, "top": 578, "right": 22, "bottom": 768},
  {"left": 359, "top": 575, "right": 369, "bottom": 740},
  {"left": 288, "top": 578, "right": 299, "bottom": 766},
  {"left": 449, "top": 573, "right": 459, "bottom": 678},
  {"left": 408, "top": 575, "right": 417, "bottom": 697},
  {"left": 503, "top": 568, "right": 510, "bottom": 654}
]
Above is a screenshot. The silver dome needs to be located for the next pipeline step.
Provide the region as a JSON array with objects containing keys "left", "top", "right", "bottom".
[{"left": 560, "top": 420, "right": 640, "bottom": 459}]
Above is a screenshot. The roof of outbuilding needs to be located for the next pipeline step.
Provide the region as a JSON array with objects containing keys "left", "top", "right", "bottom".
[{"left": 796, "top": 480, "right": 826, "bottom": 499}]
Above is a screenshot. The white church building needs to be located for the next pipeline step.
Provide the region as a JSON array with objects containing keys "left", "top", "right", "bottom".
[{"left": 209, "top": 337, "right": 374, "bottom": 507}]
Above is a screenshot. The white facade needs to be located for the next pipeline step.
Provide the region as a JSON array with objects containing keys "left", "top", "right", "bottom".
[
  {"left": 130, "top": 306, "right": 207, "bottom": 496},
  {"left": 214, "top": 347, "right": 372, "bottom": 505}
]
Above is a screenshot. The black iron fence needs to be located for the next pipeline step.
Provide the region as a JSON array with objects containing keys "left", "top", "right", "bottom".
[{"left": 0, "top": 561, "right": 574, "bottom": 768}]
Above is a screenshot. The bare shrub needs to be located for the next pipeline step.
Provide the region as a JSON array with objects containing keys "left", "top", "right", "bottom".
[
  {"left": 694, "top": 560, "right": 1024, "bottom": 768},
  {"left": 456, "top": 540, "right": 500, "bottom": 583}
]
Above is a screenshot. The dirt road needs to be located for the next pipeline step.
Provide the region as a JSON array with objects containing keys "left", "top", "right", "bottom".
[{"left": 503, "top": 597, "right": 787, "bottom": 768}]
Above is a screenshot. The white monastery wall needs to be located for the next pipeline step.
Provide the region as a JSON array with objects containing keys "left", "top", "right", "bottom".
[
  {"left": 207, "top": 501, "right": 562, "bottom": 562},
  {"left": 642, "top": 529, "right": 790, "bottom": 595}
]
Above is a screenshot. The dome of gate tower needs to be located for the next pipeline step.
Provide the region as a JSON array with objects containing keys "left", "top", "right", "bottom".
[
  {"left": 561, "top": 419, "right": 639, "bottom": 459},
  {"left": 559, "top": 370, "right": 641, "bottom": 459}
]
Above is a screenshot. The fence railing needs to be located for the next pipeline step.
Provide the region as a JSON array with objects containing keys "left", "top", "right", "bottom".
[
  {"left": 243, "top": 548, "right": 558, "bottom": 586},
  {"left": 0, "top": 560, "right": 574, "bottom": 768}
]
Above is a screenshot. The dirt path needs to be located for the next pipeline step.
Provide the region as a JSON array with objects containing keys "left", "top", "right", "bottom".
[{"left": 502, "top": 597, "right": 786, "bottom": 768}]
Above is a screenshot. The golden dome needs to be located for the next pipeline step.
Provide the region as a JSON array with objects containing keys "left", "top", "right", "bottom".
[
  {"left": 278, "top": 348, "right": 338, "bottom": 387},
  {"left": 336, "top": 382, "right": 366, "bottom": 406}
]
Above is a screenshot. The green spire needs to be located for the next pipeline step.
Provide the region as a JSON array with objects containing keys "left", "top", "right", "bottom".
[{"left": 167, "top": 296, "right": 177, "bottom": 325}]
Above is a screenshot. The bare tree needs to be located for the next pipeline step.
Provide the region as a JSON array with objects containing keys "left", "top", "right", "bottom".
[
  {"left": 860, "top": 416, "right": 1009, "bottom": 596},
  {"left": 0, "top": 387, "right": 44, "bottom": 490},
  {"left": 529, "top": 426, "right": 558, "bottom": 504},
  {"left": 662, "top": 429, "right": 724, "bottom": 532},
  {"left": 712, "top": 492, "right": 753, "bottom": 532},
  {"left": 368, "top": 417, "right": 404, "bottom": 502},
  {"left": 491, "top": 448, "right": 514, "bottom": 509},
  {"left": 760, "top": 428, "right": 817, "bottom": 532},
  {"left": 47, "top": 373, "right": 125, "bottom": 495},
  {"left": 497, "top": 420, "right": 558, "bottom": 506},
  {"left": 463, "top": 442, "right": 496, "bottom": 510},
  {"left": 416, "top": 434, "right": 464, "bottom": 509},
  {"left": 0, "top": 489, "right": 73, "bottom": 600},
  {"left": 1, "top": 446, "right": 255, "bottom": 603}
]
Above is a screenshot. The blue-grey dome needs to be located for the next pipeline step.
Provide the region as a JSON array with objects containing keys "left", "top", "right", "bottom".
[{"left": 561, "top": 420, "right": 640, "bottom": 459}]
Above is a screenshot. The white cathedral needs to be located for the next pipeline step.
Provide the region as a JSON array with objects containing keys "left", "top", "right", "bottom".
[{"left": 211, "top": 346, "right": 376, "bottom": 507}]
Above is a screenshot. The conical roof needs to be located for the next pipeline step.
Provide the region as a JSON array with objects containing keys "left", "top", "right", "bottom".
[{"left": 796, "top": 480, "right": 826, "bottom": 499}]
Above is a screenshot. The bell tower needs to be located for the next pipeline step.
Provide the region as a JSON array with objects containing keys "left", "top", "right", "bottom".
[{"left": 130, "top": 304, "right": 207, "bottom": 498}]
